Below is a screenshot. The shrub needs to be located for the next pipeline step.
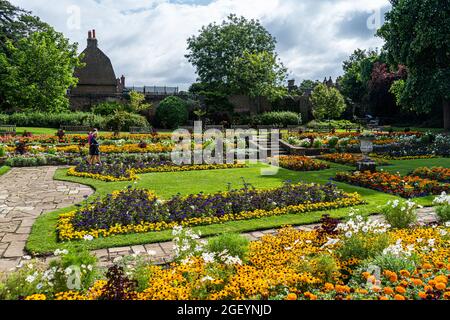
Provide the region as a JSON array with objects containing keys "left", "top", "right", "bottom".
[
  {"left": 434, "top": 193, "right": 450, "bottom": 222},
  {"left": 106, "top": 111, "right": 149, "bottom": 132},
  {"left": 0, "top": 112, "right": 107, "bottom": 129},
  {"left": 254, "top": 111, "right": 302, "bottom": 127},
  {"left": 0, "top": 144, "right": 5, "bottom": 157},
  {"left": 337, "top": 233, "right": 390, "bottom": 262},
  {"left": 362, "top": 252, "right": 419, "bottom": 275},
  {"left": 155, "top": 96, "right": 189, "bottom": 129},
  {"left": 92, "top": 102, "right": 128, "bottom": 116},
  {"left": 297, "top": 254, "right": 339, "bottom": 283},
  {"left": 381, "top": 200, "right": 419, "bottom": 229},
  {"left": 207, "top": 233, "right": 250, "bottom": 261},
  {"left": 310, "top": 84, "right": 346, "bottom": 120}
]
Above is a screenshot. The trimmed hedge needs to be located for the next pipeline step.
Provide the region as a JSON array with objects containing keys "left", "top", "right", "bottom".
[
  {"left": 155, "top": 96, "right": 189, "bottom": 129},
  {"left": 254, "top": 112, "right": 302, "bottom": 127},
  {"left": 0, "top": 112, "right": 148, "bottom": 131}
]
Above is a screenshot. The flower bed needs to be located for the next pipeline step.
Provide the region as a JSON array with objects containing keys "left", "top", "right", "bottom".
[
  {"left": 21, "top": 213, "right": 450, "bottom": 301},
  {"left": 319, "top": 153, "right": 390, "bottom": 166},
  {"left": 411, "top": 167, "right": 450, "bottom": 183},
  {"left": 277, "top": 156, "right": 329, "bottom": 171},
  {"left": 334, "top": 171, "right": 449, "bottom": 198},
  {"left": 57, "top": 184, "right": 364, "bottom": 241},
  {"left": 67, "top": 160, "right": 247, "bottom": 182}
]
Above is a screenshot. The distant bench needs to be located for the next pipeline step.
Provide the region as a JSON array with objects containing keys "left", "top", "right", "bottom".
[
  {"left": 0, "top": 125, "right": 16, "bottom": 136},
  {"left": 60, "top": 125, "right": 91, "bottom": 134}
]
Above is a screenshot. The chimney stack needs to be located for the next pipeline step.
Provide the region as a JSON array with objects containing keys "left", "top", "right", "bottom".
[{"left": 87, "top": 29, "right": 98, "bottom": 48}]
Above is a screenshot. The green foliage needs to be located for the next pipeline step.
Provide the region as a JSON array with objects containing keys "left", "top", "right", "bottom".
[
  {"left": 338, "top": 49, "right": 382, "bottom": 115},
  {"left": 129, "top": 91, "right": 152, "bottom": 113},
  {"left": 0, "top": 29, "right": 81, "bottom": 112},
  {"left": 48, "top": 246, "right": 98, "bottom": 294},
  {"left": 381, "top": 200, "right": 419, "bottom": 229},
  {"left": 298, "top": 80, "right": 319, "bottom": 95},
  {"left": 106, "top": 111, "right": 149, "bottom": 132},
  {"left": 389, "top": 79, "right": 406, "bottom": 107},
  {"left": 229, "top": 50, "right": 288, "bottom": 101},
  {"left": 296, "top": 254, "right": 339, "bottom": 283},
  {"left": 377, "top": 0, "right": 450, "bottom": 127},
  {"left": 254, "top": 111, "right": 301, "bottom": 127},
  {"left": 0, "top": 0, "right": 50, "bottom": 53},
  {"left": 306, "top": 119, "right": 357, "bottom": 129},
  {"left": 337, "top": 233, "right": 390, "bottom": 262},
  {"left": 155, "top": 96, "right": 189, "bottom": 129},
  {"left": 310, "top": 83, "right": 346, "bottom": 120},
  {"left": 359, "top": 253, "right": 419, "bottom": 275},
  {"left": 0, "top": 112, "right": 107, "bottom": 128},
  {"left": 207, "top": 233, "right": 250, "bottom": 262},
  {"left": 0, "top": 144, "right": 5, "bottom": 157},
  {"left": 186, "top": 14, "right": 277, "bottom": 88},
  {"left": 92, "top": 102, "right": 127, "bottom": 116},
  {"left": 436, "top": 205, "right": 450, "bottom": 222}
]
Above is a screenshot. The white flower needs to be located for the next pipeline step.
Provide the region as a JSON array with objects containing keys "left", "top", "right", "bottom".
[
  {"left": 201, "top": 276, "right": 215, "bottom": 282},
  {"left": 201, "top": 252, "right": 216, "bottom": 264},
  {"left": 345, "top": 231, "right": 353, "bottom": 238},
  {"left": 83, "top": 235, "right": 94, "bottom": 241},
  {"left": 26, "top": 275, "right": 36, "bottom": 283}
]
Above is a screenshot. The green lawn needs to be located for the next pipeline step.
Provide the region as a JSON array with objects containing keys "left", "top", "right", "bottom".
[
  {"left": 0, "top": 166, "right": 10, "bottom": 176},
  {"left": 26, "top": 158, "right": 450, "bottom": 255}
]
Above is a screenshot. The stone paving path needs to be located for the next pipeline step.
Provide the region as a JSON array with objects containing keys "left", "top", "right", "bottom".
[
  {"left": 0, "top": 167, "right": 93, "bottom": 271},
  {"left": 89, "top": 207, "right": 438, "bottom": 268},
  {"left": 0, "top": 165, "right": 440, "bottom": 272}
]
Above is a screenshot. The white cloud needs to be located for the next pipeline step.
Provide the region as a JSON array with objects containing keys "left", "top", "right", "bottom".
[{"left": 10, "top": 0, "right": 390, "bottom": 89}]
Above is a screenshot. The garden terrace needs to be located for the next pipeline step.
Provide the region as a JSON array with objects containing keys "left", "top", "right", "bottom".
[{"left": 25, "top": 158, "right": 450, "bottom": 255}]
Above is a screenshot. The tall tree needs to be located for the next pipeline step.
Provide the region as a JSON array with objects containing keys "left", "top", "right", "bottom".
[
  {"left": 338, "top": 49, "right": 381, "bottom": 116},
  {"left": 229, "top": 50, "right": 287, "bottom": 112},
  {"left": 0, "top": 30, "right": 81, "bottom": 112},
  {"left": 186, "top": 14, "right": 278, "bottom": 92},
  {"left": 0, "top": 0, "right": 49, "bottom": 52},
  {"left": 378, "top": 0, "right": 450, "bottom": 130},
  {"left": 310, "top": 83, "right": 346, "bottom": 121}
]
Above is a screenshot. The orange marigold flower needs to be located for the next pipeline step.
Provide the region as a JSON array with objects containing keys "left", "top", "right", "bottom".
[
  {"left": 383, "top": 287, "right": 394, "bottom": 295},
  {"left": 286, "top": 293, "right": 298, "bottom": 301},
  {"left": 435, "top": 275, "right": 448, "bottom": 284},
  {"left": 380, "top": 296, "right": 390, "bottom": 301},
  {"left": 389, "top": 274, "right": 398, "bottom": 283},
  {"left": 418, "top": 292, "right": 427, "bottom": 299},
  {"left": 435, "top": 283, "right": 446, "bottom": 291},
  {"left": 424, "top": 285, "right": 433, "bottom": 292},
  {"left": 324, "top": 283, "right": 334, "bottom": 291},
  {"left": 412, "top": 279, "right": 423, "bottom": 286},
  {"left": 394, "top": 294, "right": 406, "bottom": 301},
  {"left": 396, "top": 286, "right": 406, "bottom": 294},
  {"left": 423, "top": 263, "right": 433, "bottom": 270},
  {"left": 400, "top": 270, "right": 410, "bottom": 277}
]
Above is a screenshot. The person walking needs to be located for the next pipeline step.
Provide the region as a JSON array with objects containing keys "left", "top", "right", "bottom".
[
  {"left": 89, "top": 129, "right": 101, "bottom": 165},
  {"left": 87, "top": 130, "right": 94, "bottom": 164}
]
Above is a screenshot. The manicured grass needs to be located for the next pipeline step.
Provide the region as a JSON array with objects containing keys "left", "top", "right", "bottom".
[
  {"left": 0, "top": 166, "right": 11, "bottom": 176},
  {"left": 16, "top": 127, "right": 59, "bottom": 135},
  {"left": 26, "top": 159, "right": 450, "bottom": 255}
]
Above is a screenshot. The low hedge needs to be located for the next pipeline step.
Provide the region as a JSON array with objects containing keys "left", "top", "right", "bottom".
[
  {"left": 254, "top": 112, "right": 302, "bottom": 127},
  {"left": 0, "top": 112, "right": 148, "bottom": 131}
]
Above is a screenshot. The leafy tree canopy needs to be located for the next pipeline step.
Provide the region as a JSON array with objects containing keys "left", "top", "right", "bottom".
[
  {"left": 186, "top": 14, "right": 279, "bottom": 93},
  {"left": 377, "top": 0, "right": 450, "bottom": 129},
  {"left": 310, "top": 83, "right": 346, "bottom": 121}
]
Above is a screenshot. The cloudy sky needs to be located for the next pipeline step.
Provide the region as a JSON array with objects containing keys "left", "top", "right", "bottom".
[{"left": 10, "top": 0, "right": 391, "bottom": 90}]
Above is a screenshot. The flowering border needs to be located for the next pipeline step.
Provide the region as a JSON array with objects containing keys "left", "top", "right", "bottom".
[
  {"left": 67, "top": 163, "right": 248, "bottom": 182},
  {"left": 57, "top": 193, "right": 364, "bottom": 241}
]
